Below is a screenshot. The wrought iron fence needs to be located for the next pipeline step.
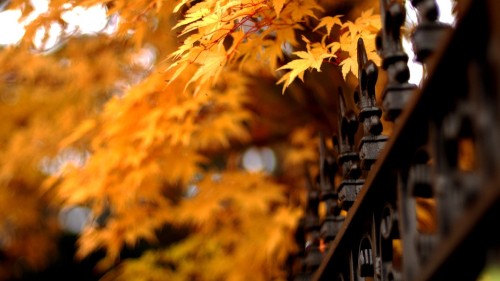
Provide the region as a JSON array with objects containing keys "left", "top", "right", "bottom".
[{"left": 289, "top": 0, "right": 500, "bottom": 280}]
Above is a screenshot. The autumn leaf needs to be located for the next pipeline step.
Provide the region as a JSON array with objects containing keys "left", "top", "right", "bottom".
[
  {"left": 0, "top": 0, "right": 382, "bottom": 280},
  {"left": 339, "top": 57, "right": 357, "bottom": 79},
  {"left": 167, "top": 0, "right": 323, "bottom": 89},
  {"left": 277, "top": 36, "right": 335, "bottom": 93},
  {"left": 314, "top": 15, "right": 343, "bottom": 36},
  {"left": 272, "top": 0, "right": 286, "bottom": 17}
]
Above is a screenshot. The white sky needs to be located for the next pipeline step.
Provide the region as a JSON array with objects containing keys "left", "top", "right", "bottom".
[
  {"left": 0, "top": 0, "right": 109, "bottom": 47},
  {"left": 0, "top": 9, "right": 25, "bottom": 45},
  {"left": 406, "top": 0, "right": 455, "bottom": 84}
]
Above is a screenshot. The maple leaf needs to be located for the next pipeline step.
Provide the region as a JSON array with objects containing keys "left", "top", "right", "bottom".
[
  {"left": 167, "top": 0, "right": 324, "bottom": 90},
  {"left": 59, "top": 119, "right": 96, "bottom": 148},
  {"left": 277, "top": 36, "right": 335, "bottom": 93},
  {"left": 334, "top": 10, "right": 381, "bottom": 79},
  {"left": 1, "top": 0, "right": 387, "bottom": 279},
  {"left": 339, "top": 57, "right": 357, "bottom": 79},
  {"left": 313, "top": 15, "right": 343, "bottom": 36},
  {"left": 187, "top": 46, "right": 227, "bottom": 88},
  {"left": 272, "top": 0, "right": 286, "bottom": 17}
]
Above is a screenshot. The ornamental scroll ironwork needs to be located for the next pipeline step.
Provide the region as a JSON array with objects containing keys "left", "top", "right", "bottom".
[{"left": 289, "top": 0, "right": 500, "bottom": 281}]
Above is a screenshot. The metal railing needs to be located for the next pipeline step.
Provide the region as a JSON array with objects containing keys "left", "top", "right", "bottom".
[{"left": 289, "top": 0, "right": 500, "bottom": 280}]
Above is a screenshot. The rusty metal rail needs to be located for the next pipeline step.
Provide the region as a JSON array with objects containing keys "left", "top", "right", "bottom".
[{"left": 289, "top": 0, "right": 500, "bottom": 280}]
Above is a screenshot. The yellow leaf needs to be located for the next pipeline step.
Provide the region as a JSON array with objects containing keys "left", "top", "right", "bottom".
[
  {"left": 277, "top": 39, "right": 334, "bottom": 93},
  {"left": 272, "top": 0, "right": 286, "bottom": 17},
  {"left": 313, "top": 15, "right": 343, "bottom": 35},
  {"left": 59, "top": 119, "right": 96, "bottom": 148},
  {"left": 173, "top": 6, "right": 211, "bottom": 31},
  {"left": 339, "top": 57, "right": 357, "bottom": 79}
]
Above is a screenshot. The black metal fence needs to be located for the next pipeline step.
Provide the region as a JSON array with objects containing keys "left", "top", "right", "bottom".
[{"left": 289, "top": 0, "right": 500, "bottom": 280}]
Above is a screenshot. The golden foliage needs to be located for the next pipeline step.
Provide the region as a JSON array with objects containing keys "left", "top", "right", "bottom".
[
  {"left": 99, "top": 171, "right": 301, "bottom": 281},
  {"left": 277, "top": 36, "right": 337, "bottom": 93},
  {"left": 0, "top": 34, "right": 133, "bottom": 278},
  {"left": 47, "top": 68, "right": 256, "bottom": 269},
  {"left": 278, "top": 8, "right": 381, "bottom": 90},
  {"left": 0, "top": 0, "right": 382, "bottom": 279},
  {"left": 168, "top": 0, "right": 323, "bottom": 91},
  {"left": 284, "top": 126, "right": 319, "bottom": 169}
]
